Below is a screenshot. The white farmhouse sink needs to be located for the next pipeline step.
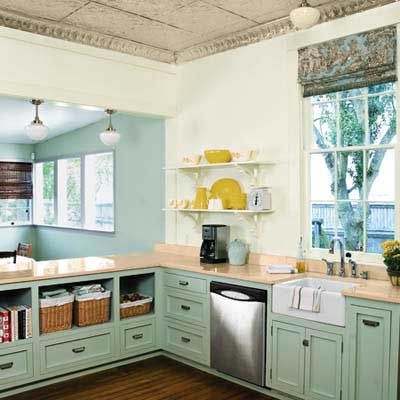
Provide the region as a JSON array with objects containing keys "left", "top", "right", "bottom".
[{"left": 272, "top": 278, "right": 359, "bottom": 327}]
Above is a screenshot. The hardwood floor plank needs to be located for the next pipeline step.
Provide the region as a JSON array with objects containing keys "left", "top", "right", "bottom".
[{"left": 4, "top": 356, "right": 271, "bottom": 400}]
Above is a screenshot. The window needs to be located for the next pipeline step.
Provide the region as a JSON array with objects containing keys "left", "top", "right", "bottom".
[
  {"left": 34, "top": 161, "right": 56, "bottom": 225},
  {"left": 0, "top": 162, "right": 33, "bottom": 226},
  {"left": 0, "top": 199, "right": 31, "bottom": 226},
  {"left": 34, "top": 152, "right": 114, "bottom": 232},
  {"left": 306, "top": 83, "right": 397, "bottom": 255}
]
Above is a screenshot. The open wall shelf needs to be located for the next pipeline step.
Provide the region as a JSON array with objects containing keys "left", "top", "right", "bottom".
[{"left": 163, "top": 208, "right": 275, "bottom": 238}]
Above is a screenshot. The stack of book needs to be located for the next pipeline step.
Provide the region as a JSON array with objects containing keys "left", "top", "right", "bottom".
[{"left": 0, "top": 306, "right": 33, "bottom": 343}]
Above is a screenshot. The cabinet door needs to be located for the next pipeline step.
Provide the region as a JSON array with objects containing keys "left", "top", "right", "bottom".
[
  {"left": 305, "top": 329, "right": 342, "bottom": 400},
  {"left": 348, "top": 306, "right": 391, "bottom": 400},
  {"left": 271, "top": 321, "right": 305, "bottom": 396}
]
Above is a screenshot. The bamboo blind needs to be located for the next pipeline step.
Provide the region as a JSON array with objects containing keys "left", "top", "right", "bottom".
[{"left": 0, "top": 162, "right": 33, "bottom": 199}]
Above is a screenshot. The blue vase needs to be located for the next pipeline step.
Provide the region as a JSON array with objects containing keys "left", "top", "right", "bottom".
[{"left": 228, "top": 239, "right": 249, "bottom": 266}]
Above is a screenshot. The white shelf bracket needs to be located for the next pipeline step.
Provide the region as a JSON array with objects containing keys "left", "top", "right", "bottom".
[
  {"left": 234, "top": 212, "right": 260, "bottom": 238},
  {"left": 236, "top": 165, "right": 260, "bottom": 186},
  {"left": 181, "top": 211, "right": 203, "bottom": 231}
]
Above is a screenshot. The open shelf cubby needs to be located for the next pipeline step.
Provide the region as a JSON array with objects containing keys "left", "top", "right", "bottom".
[
  {"left": 119, "top": 273, "right": 155, "bottom": 321},
  {"left": 38, "top": 278, "right": 114, "bottom": 336},
  {"left": 0, "top": 288, "right": 32, "bottom": 344}
]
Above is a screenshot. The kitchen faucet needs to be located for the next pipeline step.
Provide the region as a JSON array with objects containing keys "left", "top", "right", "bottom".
[{"left": 329, "top": 237, "right": 345, "bottom": 277}]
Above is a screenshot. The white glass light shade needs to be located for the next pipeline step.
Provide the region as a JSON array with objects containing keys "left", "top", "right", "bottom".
[
  {"left": 100, "top": 130, "right": 120, "bottom": 146},
  {"left": 290, "top": 6, "right": 320, "bottom": 29},
  {"left": 25, "top": 122, "right": 49, "bottom": 141}
]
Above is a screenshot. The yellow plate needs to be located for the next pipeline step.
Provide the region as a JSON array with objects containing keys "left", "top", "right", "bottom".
[{"left": 210, "top": 178, "right": 242, "bottom": 209}]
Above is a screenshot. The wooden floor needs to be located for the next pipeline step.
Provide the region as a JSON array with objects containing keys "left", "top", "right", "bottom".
[{"left": 5, "top": 356, "right": 272, "bottom": 400}]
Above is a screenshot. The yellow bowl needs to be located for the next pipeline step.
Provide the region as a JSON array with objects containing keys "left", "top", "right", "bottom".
[{"left": 204, "top": 150, "right": 232, "bottom": 164}]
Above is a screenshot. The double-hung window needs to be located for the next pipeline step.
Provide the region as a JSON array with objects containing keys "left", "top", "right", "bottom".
[
  {"left": 0, "top": 162, "right": 33, "bottom": 226},
  {"left": 305, "top": 83, "right": 397, "bottom": 256},
  {"left": 34, "top": 152, "right": 114, "bottom": 232}
]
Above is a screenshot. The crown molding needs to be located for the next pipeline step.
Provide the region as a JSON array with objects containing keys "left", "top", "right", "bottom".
[
  {"left": 175, "top": 0, "right": 395, "bottom": 63},
  {"left": 0, "top": 9, "right": 175, "bottom": 64},
  {"left": 0, "top": 0, "right": 394, "bottom": 65}
]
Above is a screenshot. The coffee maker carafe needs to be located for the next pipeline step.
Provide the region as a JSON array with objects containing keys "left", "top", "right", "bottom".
[{"left": 200, "top": 224, "right": 229, "bottom": 263}]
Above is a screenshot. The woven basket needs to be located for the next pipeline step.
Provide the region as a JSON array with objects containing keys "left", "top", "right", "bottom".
[
  {"left": 120, "top": 301, "right": 152, "bottom": 319},
  {"left": 74, "top": 293, "right": 111, "bottom": 327},
  {"left": 40, "top": 301, "right": 73, "bottom": 334}
]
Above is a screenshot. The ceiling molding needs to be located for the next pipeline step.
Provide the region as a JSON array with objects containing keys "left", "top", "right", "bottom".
[
  {"left": 175, "top": 0, "right": 395, "bottom": 63},
  {"left": 0, "top": 8, "right": 175, "bottom": 64},
  {"left": 0, "top": 0, "right": 394, "bottom": 65}
]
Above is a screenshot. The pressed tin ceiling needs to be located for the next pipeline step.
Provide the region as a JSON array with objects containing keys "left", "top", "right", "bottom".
[{"left": 0, "top": 0, "right": 394, "bottom": 64}]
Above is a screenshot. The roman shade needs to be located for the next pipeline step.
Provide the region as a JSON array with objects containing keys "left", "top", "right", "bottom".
[
  {"left": 298, "top": 25, "right": 397, "bottom": 97},
  {"left": 0, "top": 162, "right": 33, "bottom": 199}
]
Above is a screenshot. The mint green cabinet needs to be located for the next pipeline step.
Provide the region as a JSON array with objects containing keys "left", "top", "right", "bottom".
[
  {"left": 348, "top": 305, "right": 391, "bottom": 400},
  {"left": 0, "top": 344, "right": 33, "bottom": 388},
  {"left": 271, "top": 321, "right": 342, "bottom": 400},
  {"left": 121, "top": 319, "right": 156, "bottom": 356},
  {"left": 305, "top": 330, "right": 342, "bottom": 400},
  {"left": 271, "top": 321, "right": 305, "bottom": 396}
]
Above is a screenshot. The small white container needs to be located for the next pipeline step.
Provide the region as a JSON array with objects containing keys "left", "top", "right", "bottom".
[{"left": 248, "top": 187, "right": 272, "bottom": 211}]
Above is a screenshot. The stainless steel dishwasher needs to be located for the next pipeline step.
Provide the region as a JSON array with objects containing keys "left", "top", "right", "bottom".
[{"left": 210, "top": 281, "right": 267, "bottom": 387}]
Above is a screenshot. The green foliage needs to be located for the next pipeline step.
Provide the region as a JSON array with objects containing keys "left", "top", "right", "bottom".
[{"left": 382, "top": 240, "right": 400, "bottom": 271}]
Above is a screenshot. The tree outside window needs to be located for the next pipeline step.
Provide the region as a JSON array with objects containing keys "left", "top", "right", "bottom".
[{"left": 309, "top": 83, "right": 396, "bottom": 254}]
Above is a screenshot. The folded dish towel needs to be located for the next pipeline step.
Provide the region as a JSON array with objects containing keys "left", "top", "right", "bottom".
[
  {"left": 290, "top": 286, "right": 324, "bottom": 313},
  {"left": 266, "top": 264, "right": 297, "bottom": 274}
]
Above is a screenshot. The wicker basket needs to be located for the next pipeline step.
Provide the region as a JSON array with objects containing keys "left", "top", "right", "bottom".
[
  {"left": 74, "top": 291, "right": 111, "bottom": 327},
  {"left": 40, "top": 294, "right": 74, "bottom": 334},
  {"left": 120, "top": 296, "right": 153, "bottom": 319}
]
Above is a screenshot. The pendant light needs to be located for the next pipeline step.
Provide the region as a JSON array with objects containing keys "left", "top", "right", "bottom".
[
  {"left": 290, "top": 0, "right": 320, "bottom": 30},
  {"left": 25, "top": 99, "right": 49, "bottom": 141},
  {"left": 100, "top": 109, "right": 120, "bottom": 146}
]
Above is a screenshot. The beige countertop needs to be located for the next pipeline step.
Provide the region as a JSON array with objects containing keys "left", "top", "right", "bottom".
[{"left": 1, "top": 251, "right": 399, "bottom": 304}]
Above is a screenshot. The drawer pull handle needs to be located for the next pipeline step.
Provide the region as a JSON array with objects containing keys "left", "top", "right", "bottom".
[
  {"left": 363, "top": 319, "right": 380, "bottom": 328},
  {"left": 181, "top": 305, "right": 191, "bottom": 311},
  {"left": 181, "top": 336, "right": 191, "bottom": 343},
  {"left": 179, "top": 280, "right": 189, "bottom": 286},
  {"left": 302, "top": 339, "right": 309, "bottom": 347},
  {"left": 0, "top": 362, "right": 13, "bottom": 370},
  {"left": 72, "top": 346, "right": 86, "bottom": 354},
  {"left": 132, "top": 334, "right": 144, "bottom": 340}
]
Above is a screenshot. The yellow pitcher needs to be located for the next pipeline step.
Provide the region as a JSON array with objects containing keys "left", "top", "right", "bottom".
[{"left": 193, "top": 187, "right": 209, "bottom": 209}]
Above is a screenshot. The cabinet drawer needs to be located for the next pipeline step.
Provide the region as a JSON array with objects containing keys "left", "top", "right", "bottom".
[
  {"left": 164, "top": 319, "right": 209, "bottom": 365},
  {"left": 121, "top": 320, "right": 156, "bottom": 355},
  {"left": 164, "top": 272, "right": 207, "bottom": 295},
  {"left": 165, "top": 290, "right": 207, "bottom": 326},
  {"left": 41, "top": 332, "right": 113, "bottom": 374},
  {"left": 0, "top": 345, "right": 33, "bottom": 387}
]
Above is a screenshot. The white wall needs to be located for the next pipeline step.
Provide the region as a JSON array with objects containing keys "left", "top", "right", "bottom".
[
  {"left": 166, "top": 3, "right": 400, "bottom": 257},
  {"left": 0, "top": 27, "right": 176, "bottom": 117}
]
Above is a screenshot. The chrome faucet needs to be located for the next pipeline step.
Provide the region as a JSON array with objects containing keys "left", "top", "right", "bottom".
[{"left": 329, "top": 237, "right": 345, "bottom": 277}]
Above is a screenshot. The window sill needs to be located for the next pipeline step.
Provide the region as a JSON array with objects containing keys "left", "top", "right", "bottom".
[
  {"left": 0, "top": 223, "right": 33, "bottom": 228},
  {"left": 308, "top": 248, "right": 385, "bottom": 268},
  {"left": 33, "top": 224, "right": 115, "bottom": 234}
]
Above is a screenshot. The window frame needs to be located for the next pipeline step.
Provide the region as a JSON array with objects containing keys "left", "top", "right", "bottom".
[
  {"left": 33, "top": 150, "right": 115, "bottom": 234},
  {"left": 302, "top": 83, "right": 399, "bottom": 264}
]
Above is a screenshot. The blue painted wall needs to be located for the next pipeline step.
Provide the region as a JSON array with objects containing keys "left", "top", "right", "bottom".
[
  {"left": 34, "top": 114, "right": 165, "bottom": 260},
  {"left": 0, "top": 144, "right": 37, "bottom": 257}
]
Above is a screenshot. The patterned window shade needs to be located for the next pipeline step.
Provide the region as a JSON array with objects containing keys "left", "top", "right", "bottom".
[
  {"left": 0, "top": 162, "right": 33, "bottom": 199},
  {"left": 298, "top": 25, "right": 397, "bottom": 97}
]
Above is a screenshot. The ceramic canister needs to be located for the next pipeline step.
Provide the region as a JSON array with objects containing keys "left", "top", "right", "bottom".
[{"left": 228, "top": 239, "right": 249, "bottom": 266}]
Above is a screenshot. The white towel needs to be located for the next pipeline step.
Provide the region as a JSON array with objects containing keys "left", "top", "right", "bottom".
[
  {"left": 299, "top": 287, "right": 314, "bottom": 311},
  {"left": 266, "top": 264, "right": 297, "bottom": 274},
  {"left": 289, "top": 285, "right": 324, "bottom": 313},
  {"left": 312, "top": 287, "right": 324, "bottom": 313},
  {"left": 290, "top": 286, "right": 301, "bottom": 309}
]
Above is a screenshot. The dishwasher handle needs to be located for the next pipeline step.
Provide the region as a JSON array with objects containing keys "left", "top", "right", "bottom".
[{"left": 213, "top": 289, "right": 257, "bottom": 302}]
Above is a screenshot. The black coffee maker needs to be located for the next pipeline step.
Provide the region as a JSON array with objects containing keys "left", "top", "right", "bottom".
[{"left": 200, "top": 224, "right": 230, "bottom": 264}]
